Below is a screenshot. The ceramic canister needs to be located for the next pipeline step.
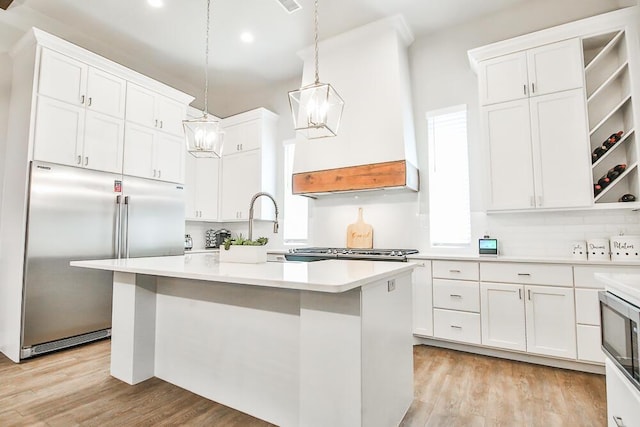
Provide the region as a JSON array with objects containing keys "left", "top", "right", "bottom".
[
  {"left": 571, "top": 241, "right": 587, "bottom": 260},
  {"left": 587, "top": 238, "right": 610, "bottom": 261},
  {"left": 610, "top": 236, "right": 640, "bottom": 261}
]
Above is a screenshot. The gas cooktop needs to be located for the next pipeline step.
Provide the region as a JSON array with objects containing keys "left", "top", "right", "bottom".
[{"left": 286, "top": 247, "right": 419, "bottom": 262}]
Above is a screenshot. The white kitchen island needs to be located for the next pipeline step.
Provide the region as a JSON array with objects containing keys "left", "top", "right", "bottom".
[{"left": 71, "top": 253, "right": 417, "bottom": 427}]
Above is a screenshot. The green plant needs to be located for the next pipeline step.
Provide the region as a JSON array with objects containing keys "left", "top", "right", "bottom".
[{"left": 223, "top": 234, "right": 268, "bottom": 250}]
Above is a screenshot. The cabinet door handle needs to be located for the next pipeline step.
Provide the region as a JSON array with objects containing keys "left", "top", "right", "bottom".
[
  {"left": 528, "top": 289, "right": 532, "bottom": 301},
  {"left": 80, "top": 95, "right": 85, "bottom": 105},
  {"left": 158, "top": 170, "right": 161, "bottom": 178},
  {"left": 240, "top": 143, "right": 243, "bottom": 150},
  {"left": 523, "top": 84, "right": 527, "bottom": 95},
  {"left": 159, "top": 120, "right": 163, "bottom": 129},
  {"left": 613, "top": 416, "right": 625, "bottom": 427},
  {"left": 84, "top": 157, "right": 89, "bottom": 166},
  {"left": 518, "top": 288, "right": 522, "bottom": 299},
  {"left": 155, "top": 119, "right": 158, "bottom": 128},
  {"left": 450, "top": 325, "right": 462, "bottom": 329},
  {"left": 88, "top": 97, "right": 92, "bottom": 107},
  {"left": 450, "top": 294, "right": 463, "bottom": 298},
  {"left": 153, "top": 169, "right": 157, "bottom": 177},
  {"left": 76, "top": 155, "right": 82, "bottom": 165},
  {"left": 531, "top": 82, "right": 535, "bottom": 94}
]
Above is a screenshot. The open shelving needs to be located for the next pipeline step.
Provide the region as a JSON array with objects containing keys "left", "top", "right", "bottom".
[{"left": 583, "top": 28, "right": 638, "bottom": 205}]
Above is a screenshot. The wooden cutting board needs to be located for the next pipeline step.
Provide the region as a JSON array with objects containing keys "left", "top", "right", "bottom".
[{"left": 346, "top": 208, "right": 373, "bottom": 249}]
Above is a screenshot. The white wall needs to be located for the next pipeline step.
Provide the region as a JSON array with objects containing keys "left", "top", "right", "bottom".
[{"left": 300, "top": 0, "right": 640, "bottom": 256}]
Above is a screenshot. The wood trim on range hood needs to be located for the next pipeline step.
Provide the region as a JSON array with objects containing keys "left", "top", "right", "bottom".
[
  {"left": 292, "top": 160, "right": 419, "bottom": 197},
  {"left": 0, "top": 0, "right": 14, "bottom": 10}
]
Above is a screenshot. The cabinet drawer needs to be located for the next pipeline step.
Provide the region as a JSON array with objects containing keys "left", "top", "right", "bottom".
[
  {"left": 480, "top": 263, "right": 572, "bottom": 286},
  {"left": 433, "top": 279, "right": 480, "bottom": 312},
  {"left": 575, "top": 288, "right": 600, "bottom": 326},
  {"left": 576, "top": 324, "right": 604, "bottom": 364},
  {"left": 433, "top": 309, "right": 481, "bottom": 345},
  {"left": 432, "top": 261, "right": 479, "bottom": 281},
  {"left": 574, "top": 265, "right": 640, "bottom": 289}
]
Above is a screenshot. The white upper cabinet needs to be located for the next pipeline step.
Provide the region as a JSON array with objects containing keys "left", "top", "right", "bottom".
[
  {"left": 26, "top": 34, "right": 193, "bottom": 178},
  {"left": 479, "top": 38, "right": 584, "bottom": 106},
  {"left": 38, "top": 48, "right": 86, "bottom": 106},
  {"left": 219, "top": 108, "right": 278, "bottom": 222},
  {"left": 125, "top": 82, "right": 186, "bottom": 137},
  {"left": 123, "top": 123, "right": 184, "bottom": 183},
  {"left": 479, "top": 52, "right": 528, "bottom": 105},
  {"left": 529, "top": 88, "right": 592, "bottom": 209},
  {"left": 34, "top": 48, "right": 126, "bottom": 173},
  {"left": 526, "top": 39, "right": 584, "bottom": 97}
]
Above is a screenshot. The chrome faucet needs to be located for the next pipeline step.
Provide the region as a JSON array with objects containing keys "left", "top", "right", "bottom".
[{"left": 248, "top": 192, "right": 279, "bottom": 241}]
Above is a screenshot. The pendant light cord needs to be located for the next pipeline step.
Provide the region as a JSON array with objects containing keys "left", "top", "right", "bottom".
[
  {"left": 314, "top": 0, "right": 319, "bottom": 85},
  {"left": 204, "top": 0, "right": 211, "bottom": 116}
]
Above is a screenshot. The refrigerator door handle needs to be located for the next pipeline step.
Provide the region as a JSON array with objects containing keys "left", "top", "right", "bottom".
[
  {"left": 124, "top": 196, "right": 130, "bottom": 258},
  {"left": 115, "top": 195, "right": 122, "bottom": 259}
]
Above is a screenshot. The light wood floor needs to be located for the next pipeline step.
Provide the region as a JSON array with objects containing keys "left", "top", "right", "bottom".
[{"left": 0, "top": 340, "right": 606, "bottom": 426}]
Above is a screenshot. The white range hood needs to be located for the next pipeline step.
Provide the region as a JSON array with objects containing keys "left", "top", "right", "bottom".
[{"left": 292, "top": 15, "right": 419, "bottom": 197}]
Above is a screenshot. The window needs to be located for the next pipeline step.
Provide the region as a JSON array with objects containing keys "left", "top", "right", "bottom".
[
  {"left": 283, "top": 141, "right": 308, "bottom": 243},
  {"left": 427, "top": 105, "right": 471, "bottom": 247}
]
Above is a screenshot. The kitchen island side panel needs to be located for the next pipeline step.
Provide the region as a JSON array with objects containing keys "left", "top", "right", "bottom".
[{"left": 153, "top": 277, "right": 301, "bottom": 427}]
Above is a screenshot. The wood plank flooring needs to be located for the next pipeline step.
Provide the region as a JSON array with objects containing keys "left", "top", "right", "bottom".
[
  {"left": 0, "top": 340, "right": 606, "bottom": 426},
  {"left": 402, "top": 346, "right": 607, "bottom": 427}
]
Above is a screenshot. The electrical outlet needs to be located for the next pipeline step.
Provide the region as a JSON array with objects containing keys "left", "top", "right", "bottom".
[{"left": 387, "top": 279, "right": 396, "bottom": 292}]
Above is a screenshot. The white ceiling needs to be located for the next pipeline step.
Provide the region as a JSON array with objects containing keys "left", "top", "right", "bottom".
[{"left": 0, "top": 0, "right": 636, "bottom": 107}]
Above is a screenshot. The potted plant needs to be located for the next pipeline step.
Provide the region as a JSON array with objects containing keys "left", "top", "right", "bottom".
[{"left": 219, "top": 235, "right": 269, "bottom": 263}]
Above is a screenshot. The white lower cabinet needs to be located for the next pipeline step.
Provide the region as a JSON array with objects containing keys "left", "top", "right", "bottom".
[
  {"left": 479, "top": 282, "right": 576, "bottom": 358},
  {"left": 480, "top": 282, "right": 526, "bottom": 351},
  {"left": 525, "top": 285, "right": 576, "bottom": 359},
  {"left": 412, "top": 261, "right": 433, "bottom": 337},
  {"left": 605, "top": 358, "right": 640, "bottom": 427},
  {"left": 433, "top": 309, "right": 481, "bottom": 345},
  {"left": 576, "top": 324, "right": 604, "bottom": 363}
]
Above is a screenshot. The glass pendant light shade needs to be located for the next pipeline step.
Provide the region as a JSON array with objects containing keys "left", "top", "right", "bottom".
[
  {"left": 289, "top": 0, "right": 344, "bottom": 139},
  {"left": 184, "top": 0, "right": 223, "bottom": 157},
  {"left": 183, "top": 114, "right": 224, "bottom": 158},
  {"left": 289, "top": 81, "right": 344, "bottom": 139}
]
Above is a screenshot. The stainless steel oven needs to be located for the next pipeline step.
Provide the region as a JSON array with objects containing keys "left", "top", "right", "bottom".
[{"left": 599, "top": 290, "right": 640, "bottom": 390}]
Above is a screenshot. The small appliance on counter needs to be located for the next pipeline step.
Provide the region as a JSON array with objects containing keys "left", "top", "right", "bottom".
[
  {"left": 184, "top": 234, "right": 193, "bottom": 251},
  {"left": 206, "top": 228, "right": 231, "bottom": 249}
]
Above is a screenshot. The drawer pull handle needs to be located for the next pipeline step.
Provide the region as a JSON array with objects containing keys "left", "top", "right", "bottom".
[
  {"left": 613, "top": 416, "right": 625, "bottom": 427},
  {"left": 450, "top": 294, "right": 463, "bottom": 298},
  {"left": 517, "top": 273, "right": 530, "bottom": 276},
  {"left": 449, "top": 269, "right": 461, "bottom": 273},
  {"left": 450, "top": 325, "right": 462, "bottom": 329}
]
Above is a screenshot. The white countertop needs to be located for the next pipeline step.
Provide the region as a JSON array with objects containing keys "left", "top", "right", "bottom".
[
  {"left": 409, "top": 253, "right": 640, "bottom": 266},
  {"left": 71, "top": 253, "right": 417, "bottom": 293},
  {"left": 595, "top": 273, "right": 640, "bottom": 307}
]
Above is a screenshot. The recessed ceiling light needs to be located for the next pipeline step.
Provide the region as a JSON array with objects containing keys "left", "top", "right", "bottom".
[
  {"left": 147, "top": 0, "right": 164, "bottom": 8},
  {"left": 240, "top": 32, "right": 255, "bottom": 44}
]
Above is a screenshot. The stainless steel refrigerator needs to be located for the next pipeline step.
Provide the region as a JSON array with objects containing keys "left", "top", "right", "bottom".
[{"left": 20, "top": 161, "right": 185, "bottom": 358}]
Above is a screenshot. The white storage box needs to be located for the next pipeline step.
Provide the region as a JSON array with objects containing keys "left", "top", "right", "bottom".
[
  {"left": 572, "top": 241, "right": 587, "bottom": 260},
  {"left": 610, "top": 236, "right": 640, "bottom": 262},
  {"left": 219, "top": 245, "right": 268, "bottom": 263},
  {"left": 587, "top": 238, "right": 610, "bottom": 262}
]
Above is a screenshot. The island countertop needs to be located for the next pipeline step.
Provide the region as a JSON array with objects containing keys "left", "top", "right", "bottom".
[{"left": 71, "top": 253, "right": 418, "bottom": 293}]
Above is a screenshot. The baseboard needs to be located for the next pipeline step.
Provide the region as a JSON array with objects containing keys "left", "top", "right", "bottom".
[{"left": 413, "top": 336, "right": 605, "bottom": 375}]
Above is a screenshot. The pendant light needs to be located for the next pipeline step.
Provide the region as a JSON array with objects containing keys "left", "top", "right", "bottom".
[
  {"left": 183, "top": 0, "right": 224, "bottom": 158},
  {"left": 288, "top": 0, "right": 344, "bottom": 139}
]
